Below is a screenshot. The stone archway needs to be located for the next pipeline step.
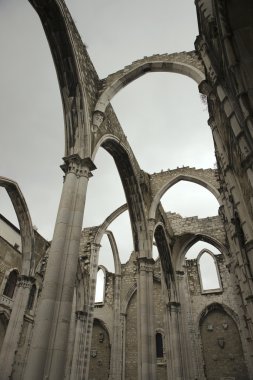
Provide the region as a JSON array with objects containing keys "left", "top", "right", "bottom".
[
  {"left": 95, "top": 51, "right": 205, "bottom": 117},
  {"left": 200, "top": 304, "right": 249, "bottom": 380}
]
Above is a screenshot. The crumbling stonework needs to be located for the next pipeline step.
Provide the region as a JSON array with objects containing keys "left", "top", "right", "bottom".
[{"left": 1, "top": 0, "right": 253, "bottom": 379}]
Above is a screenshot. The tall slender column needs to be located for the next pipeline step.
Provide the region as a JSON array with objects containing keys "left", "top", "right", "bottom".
[
  {"left": 137, "top": 257, "right": 156, "bottom": 380},
  {"left": 69, "top": 242, "right": 101, "bottom": 380},
  {"left": 166, "top": 301, "right": 182, "bottom": 380},
  {"left": 110, "top": 273, "right": 122, "bottom": 380},
  {"left": 69, "top": 310, "right": 87, "bottom": 380},
  {"left": 23, "top": 155, "right": 95, "bottom": 380},
  {"left": 0, "top": 275, "right": 34, "bottom": 379},
  {"left": 176, "top": 271, "right": 196, "bottom": 379},
  {"left": 121, "top": 312, "right": 127, "bottom": 380}
]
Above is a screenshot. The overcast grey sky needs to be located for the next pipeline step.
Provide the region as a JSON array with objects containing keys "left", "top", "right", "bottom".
[{"left": 0, "top": 0, "right": 220, "bottom": 269}]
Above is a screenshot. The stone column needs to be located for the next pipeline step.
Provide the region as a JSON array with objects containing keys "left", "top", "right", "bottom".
[
  {"left": 69, "top": 310, "right": 87, "bottom": 380},
  {"left": 23, "top": 155, "right": 95, "bottom": 380},
  {"left": 110, "top": 273, "right": 122, "bottom": 380},
  {"left": 166, "top": 301, "right": 182, "bottom": 380},
  {"left": 121, "top": 312, "right": 127, "bottom": 380},
  {"left": 175, "top": 271, "right": 196, "bottom": 379},
  {"left": 0, "top": 275, "right": 34, "bottom": 380},
  {"left": 137, "top": 257, "right": 156, "bottom": 380}
]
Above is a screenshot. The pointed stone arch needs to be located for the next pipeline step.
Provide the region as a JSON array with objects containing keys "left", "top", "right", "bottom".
[
  {"left": 95, "top": 51, "right": 205, "bottom": 118},
  {"left": 0, "top": 177, "right": 35, "bottom": 276},
  {"left": 149, "top": 170, "right": 220, "bottom": 220},
  {"left": 176, "top": 233, "right": 227, "bottom": 270}
]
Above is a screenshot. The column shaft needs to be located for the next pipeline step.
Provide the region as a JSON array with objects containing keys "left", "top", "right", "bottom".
[
  {"left": 0, "top": 276, "right": 33, "bottom": 379},
  {"left": 137, "top": 257, "right": 156, "bottom": 380},
  {"left": 23, "top": 156, "right": 94, "bottom": 380}
]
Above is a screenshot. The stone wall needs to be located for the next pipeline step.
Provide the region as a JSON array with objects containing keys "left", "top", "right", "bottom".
[{"left": 88, "top": 319, "right": 111, "bottom": 380}]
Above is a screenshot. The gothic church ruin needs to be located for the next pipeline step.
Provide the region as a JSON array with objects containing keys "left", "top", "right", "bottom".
[{"left": 0, "top": 0, "right": 253, "bottom": 379}]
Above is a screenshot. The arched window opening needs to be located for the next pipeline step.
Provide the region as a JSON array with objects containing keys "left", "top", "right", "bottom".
[
  {"left": 152, "top": 241, "right": 159, "bottom": 260},
  {"left": 27, "top": 284, "right": 36, "bottom": 310},
  {"left": 3, "top": 270, "right": 18, "bottom": 299},
  {"left": 185, "top": 241, "right": 222, "bottom": 294},
  {"left": 162, "top": 181, "right": 219, "bottom": 219},
  {"left": 95, "top": 268, "right": 106, "bottom": 304},
  {"left": 198, "top": 251, "right": 221, "bottom": 292},
  {"left": 156, "top": 332, "right": 164, "bottom": 358}
]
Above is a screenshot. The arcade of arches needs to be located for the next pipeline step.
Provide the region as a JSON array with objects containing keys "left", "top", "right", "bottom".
[{"left": 0, "top": 1, "right": 253, "bottom": 380}]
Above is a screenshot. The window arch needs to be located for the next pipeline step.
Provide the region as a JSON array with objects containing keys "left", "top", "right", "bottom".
[
  {"left": 197, "top": 249, "right": 222, "bottom": 293},
  {"left": 3, "top": 270, "right": 18, "bottom": 299},
  {"left": 95, "top": 267, "right": 106, "bottom": 304}
]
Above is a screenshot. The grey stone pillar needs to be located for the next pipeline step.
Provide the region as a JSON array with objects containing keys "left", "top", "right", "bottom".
[
  {"left": 137, "top": 257, "right": 156, "bottom": 380},
  {"left": 110, "top": 273, "right": 122, "bottom": 380},
  {"left": 176, "top": 271, "right": 196, "bottom": 379},
  {"left": 23, "top": 155, "right": 95, "bottom": 380},
  {"left": 69, "top": 310, "right": 88, "bottom": 380},
  {"left": 121, "top": 313, "right": 127, "bottom": 380},
  {"left": 0, "top": 275, "right": 34, "bottom": 380},
  {"left": 64, "top": 290, "right": 77, "bottom": 380},
  {"left": 166, "top": 301, "right": 182, "bottom": 380}
]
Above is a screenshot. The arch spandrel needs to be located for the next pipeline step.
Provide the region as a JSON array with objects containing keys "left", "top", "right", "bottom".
[
  {"left": 0, "top": 177, "right": 35, "bottom": 276},
  {"left": 95, "top": 51, "right": 205, "bottom": 116},
  {"left": 149, "top": 167, "right": 221, "bottom": 220}
]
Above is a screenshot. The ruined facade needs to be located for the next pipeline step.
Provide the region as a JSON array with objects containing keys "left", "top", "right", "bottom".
[{"left": 0, "top": 0, "right": 253, "bottom": 379}]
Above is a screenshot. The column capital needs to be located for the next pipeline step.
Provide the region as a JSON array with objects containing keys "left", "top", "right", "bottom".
[
  {"left": 167, "top": 301, "right": 181, "bottom": 313},
  {"left": 137, "top": 256, "right": 155, "bottom": 273},
  {"left": 60, "top": 155, "right": 96, "bottom": 178},
  {"left": 17, "top": 275, "right": 35, "bottom": 289},
  {"left": 75, "top": 310, "right": 87, "bottom": 321}
]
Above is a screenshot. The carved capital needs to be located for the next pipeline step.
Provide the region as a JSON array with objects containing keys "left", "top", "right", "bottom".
[
  {"left": 75, "top": 310, "right": 87, "bottom": 321},
  {"left": 92, "top": 110, "right": 105, "bottom": 132},
  {"left": 61, "top": 155, "right": 96, "bottom": 178},
  {"left": 17, "top": 275, "right": 35, "bottom": 289},
  {"left": 199, "top": 80, "right": 212, "bottom": 96},
  {"left": 167, "top": 301, "right": 181, "bottom": 313},
  {"left": 137, "top": 257, "right": 155, "bottom": 273}
]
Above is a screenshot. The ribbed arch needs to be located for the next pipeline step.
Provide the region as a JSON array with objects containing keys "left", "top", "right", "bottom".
[
  {"left": 93, "top": 138, "right": 149, "bottom": 254},
  {"left": 28, "top": 0, "right": 93, "bottom": 156}
]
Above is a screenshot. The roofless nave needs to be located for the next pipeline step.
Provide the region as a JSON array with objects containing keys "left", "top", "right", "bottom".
[{"left": 0, "top": 1, "right": 253, "bottom": 379}]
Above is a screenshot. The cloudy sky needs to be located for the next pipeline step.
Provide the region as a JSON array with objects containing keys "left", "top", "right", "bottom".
[{"left": 0, "top": 0, "right": 220, "bottom": 272}]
